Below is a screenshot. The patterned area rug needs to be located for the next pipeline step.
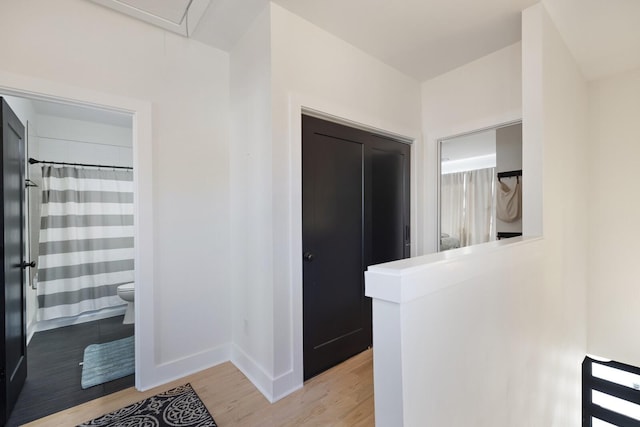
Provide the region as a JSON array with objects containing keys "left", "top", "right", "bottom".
[{"left": 77, "top": 383, "right": 217, "bottom": 427}]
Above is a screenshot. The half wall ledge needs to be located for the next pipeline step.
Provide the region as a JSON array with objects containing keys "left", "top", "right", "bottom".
[
  {"left": 365, "top": 236, "right": 540, "bottom": 304},
  {"left": 365, "top": 236, "right": 544, "bottom": 426}
]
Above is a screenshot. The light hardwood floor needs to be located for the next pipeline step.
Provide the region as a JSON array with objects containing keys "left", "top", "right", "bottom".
[{"left": 25, "top": 349, "right": 374, "bottom": 426}]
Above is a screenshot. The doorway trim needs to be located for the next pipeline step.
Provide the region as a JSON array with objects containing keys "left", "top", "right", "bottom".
[
  {"left": 281, "top": 93, "right": 419, "bottom": 399},
  {"left": 0, "top": 70, "right": 155, "bottom": 391}
]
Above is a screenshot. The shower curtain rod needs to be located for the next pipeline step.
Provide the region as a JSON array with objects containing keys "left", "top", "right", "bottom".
[{"left": 29, "top": 157, "right": 133, "bottom": 170}]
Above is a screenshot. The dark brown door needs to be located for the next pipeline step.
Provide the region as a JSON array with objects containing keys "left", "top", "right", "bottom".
[
  {"left": 1, "top": 97, "right": 27, "bottom": 424},
  {"left": 302, "top": 115, "right": 410, "bottom": 380}
]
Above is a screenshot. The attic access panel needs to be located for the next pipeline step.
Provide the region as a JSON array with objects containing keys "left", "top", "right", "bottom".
[
  {"left": 89, "top": 0, "right": 210, "bottom": 36},
  {"left": 118, "top": 0, "right": 192, "bottom": 24}
]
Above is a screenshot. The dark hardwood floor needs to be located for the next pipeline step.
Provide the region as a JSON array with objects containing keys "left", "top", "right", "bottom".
[{"left": 7, "top": 315, "right": 134, "bottom": 427}]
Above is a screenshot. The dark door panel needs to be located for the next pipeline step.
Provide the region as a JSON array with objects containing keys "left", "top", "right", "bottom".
[
  {"left": 302, "top": 116, "right": 410, "bottom": 380},
  {"left": 371, "top": 147, "right": 408, "bottom": 264},
  {"left": 1, "top": 97, "right": 27, "bottom": 424},
  {"left": 303, "top": 126, "right": 368, "bottom": 380}
]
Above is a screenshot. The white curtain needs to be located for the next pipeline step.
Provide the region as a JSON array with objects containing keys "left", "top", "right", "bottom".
[
  {"left": 441, "top": 167, "right": 496, "bottom": 247},
  {"left": 441, "top": 172, "right": 465, "bottom": 244}
]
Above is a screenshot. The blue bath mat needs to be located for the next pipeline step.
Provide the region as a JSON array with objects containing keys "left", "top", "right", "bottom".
[{"left": 81, "top": 335, "right": 134, "bottom": 389}]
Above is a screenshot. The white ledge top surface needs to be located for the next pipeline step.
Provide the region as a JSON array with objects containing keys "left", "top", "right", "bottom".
[{"left": 365, "top": 236, "right": 543, "bottom": 303}]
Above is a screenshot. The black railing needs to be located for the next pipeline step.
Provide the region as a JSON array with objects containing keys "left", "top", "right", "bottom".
[{"left": 583, "top": 356, "right": 640, "bottom": 426}]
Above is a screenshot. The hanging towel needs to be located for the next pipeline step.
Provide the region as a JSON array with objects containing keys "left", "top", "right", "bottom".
[{"left": 496, "top": 178, "right": 521, "bottom": 222}]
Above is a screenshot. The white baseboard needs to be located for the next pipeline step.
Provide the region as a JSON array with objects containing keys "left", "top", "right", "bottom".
[
  {"left": 230, "top": 343, "right": 275, "bottom": 402},
  {"left": 27, "top": 311, "right": 304, "bottom": 404},
  {"left": 137, "top": 343, "right": 231, "bottom": 392},
  {"left": 27, "top": 321, "right": 37, "bottom": 345},
  {"left": 31, "top": 305, "right": 127, "bottom": 336},
  {"left": 136, "top": 342, "right": 302, "bottom": 404},
  {"left": 272, "top": 369, "right": 302, "bottom": 402},
  {"left": 229, "top": 343, "right": 302, "bottom": 403}
]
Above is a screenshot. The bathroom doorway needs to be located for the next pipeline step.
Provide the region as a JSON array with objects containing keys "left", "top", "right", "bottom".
[{"left": 1, "top": 94, "right": 137, "bottom": 426}]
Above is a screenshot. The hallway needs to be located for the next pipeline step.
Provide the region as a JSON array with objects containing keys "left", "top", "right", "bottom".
[{"left": 24, "top": 349, "right": 373, "bottom": 426}]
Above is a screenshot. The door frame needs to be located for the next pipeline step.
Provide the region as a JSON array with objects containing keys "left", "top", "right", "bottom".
[
  {"left": 0, "top": 71, "right": 155, "bottom": 391},
  {"left": 285, "top": 94, "right": 419, "bottom": 397}
]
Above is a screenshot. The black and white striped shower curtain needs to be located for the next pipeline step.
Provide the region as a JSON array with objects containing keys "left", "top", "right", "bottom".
[{"left": 37, "top": 166, "right": 134, "bottom": 321}]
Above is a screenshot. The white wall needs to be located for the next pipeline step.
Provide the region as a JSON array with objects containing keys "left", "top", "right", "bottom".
[
  {"left": 366, "top": 4, "right": 589, "bottom": 425},
  {"left": 522, "top": 4, "right": 589, "bottom": 422},
  {"left": 368, "top": 238, "right": 557, "bottom": 425},
  {"left": 587, "top": 66, "right": 640, "bottom": 367},
  {"left": 35, "top": 115, "right": 132, "bottom": 166},
  {"left": 2, "top": 95, "right": 37, "bottom": 131},
  {"left": 229, "top": 4, "right": 276, "bottom": 399},
  {"left": 495, "top": 123, "right": 523, "bottom": 234},
  {"left": 496, "top": 123, "right": 522, "bottom": 173},
  {"left": 270, "top": 2, "right": 422, "bottom": 400},
  {"left": 227, "top": 2, "right": 422, "bottom": 402},
  {"left": 0, "top": 0, "right": 231, "bottom": 388},
  {"left": 422, "top": 42, "right": 522, "bottom": 254}
]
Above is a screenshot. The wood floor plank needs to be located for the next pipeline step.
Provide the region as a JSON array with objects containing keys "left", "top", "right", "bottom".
[{"left": 24, "top": 349, "right": 374, "bottom": 426}]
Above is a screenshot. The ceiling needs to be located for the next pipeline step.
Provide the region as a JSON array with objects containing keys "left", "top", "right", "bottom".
[
  {"left": 90, "top": 0, "right": 211, "bottom": 36},
  {"left": 270, "top": 0, "right": 537, "bottom": 81},
  {"left": 543, "top": 0, "right": 640, "bottom": 81},
  {"left": 191, "top": 0, "right": 269, "bottom": 51},
  {"left": 441, "top": 129, "right": 496, "bottom": 162},
  {"left": 91, "top": 0, "right": 640, "bottom": 82}
]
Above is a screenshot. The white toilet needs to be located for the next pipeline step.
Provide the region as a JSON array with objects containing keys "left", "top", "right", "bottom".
[{"left": 117, "top": 283, "right": 135, "bottom": 324}]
